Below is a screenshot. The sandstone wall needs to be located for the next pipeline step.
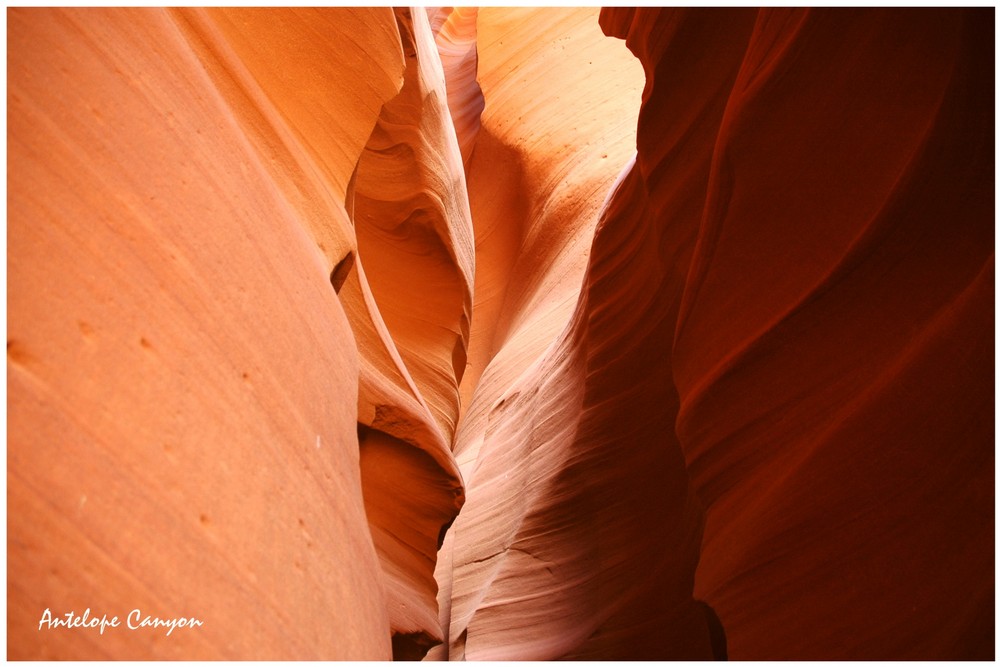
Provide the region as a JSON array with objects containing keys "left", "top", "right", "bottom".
[{"left": 8, "top": 7, "right": 993, "bottom": 661}]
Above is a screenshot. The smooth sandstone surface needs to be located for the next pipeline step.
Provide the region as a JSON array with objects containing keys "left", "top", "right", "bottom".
[
  {"left": 648, "top": 9, "right": 994, "bottom": 659},
  {"left": 430, "top": 7, "right": 665, "bottom": 660},
  {"left": 351, "top": 7, "right": 471, "bottom": 653},
  {"left": 9, "top": 7, "right": 462, "bottom": 660},
  {"left": 8, "top": 6, "right": 994, "bottom": 662},
  {"left": 8, "top": 8, "right": 397, "bottom": 659},
  {"left": 427, "top": 7, "right": 483, "bottom": 168},
  {"left": 435, "top": 5, "right": 992, "bottom": 660}
]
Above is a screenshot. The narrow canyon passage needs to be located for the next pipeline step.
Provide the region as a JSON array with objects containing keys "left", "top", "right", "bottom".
[{"left": 7, "top": 7, "right": 994, "bottom": 661}]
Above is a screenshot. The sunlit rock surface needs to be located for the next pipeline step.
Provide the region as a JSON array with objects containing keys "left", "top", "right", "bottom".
[
  {"left": 8, "top": 6, "right": 993, "bottom": 662},
  {"left": 437, "top": 5, "right": 993, "bottom": 660},
  {"left": 427, "top": 7, "right": 483, "bottom": 168},
  {"left": 8, "top": 7, "right": 460, "bottom": 660},
  {"left": 429, "top": 7, "right": 664, "bottom": 660},
  {"left": 351, "top": 7, "right": 471, "bottom": 652}
]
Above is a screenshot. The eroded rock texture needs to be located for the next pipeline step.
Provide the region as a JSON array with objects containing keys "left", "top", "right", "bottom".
[
  {"left": 435, "top": 6, "right": 992, "bottom": 661},
  {"left": 8, "top": 7, "right": 463, "bottom": 660},
  {"left": 603, "top": 7, "right": 993, "bottom": 660},
  {"left": 8, "top": 6, "right": 994, "bottom": 662}
]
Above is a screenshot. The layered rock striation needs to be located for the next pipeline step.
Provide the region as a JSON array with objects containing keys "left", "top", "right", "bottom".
[
  {"left": 439, "top": 5, "right": 993, "bottom": 660},
  {"left": 8, "top": 6, "right": 994, "bottom": 661},
  {"left": 9, "top": 7, "right": 465, "bottom": 659}
]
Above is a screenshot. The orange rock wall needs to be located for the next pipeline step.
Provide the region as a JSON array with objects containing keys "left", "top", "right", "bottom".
[{"left": 8, "top": 7, "right": 464, "bottom": 659}]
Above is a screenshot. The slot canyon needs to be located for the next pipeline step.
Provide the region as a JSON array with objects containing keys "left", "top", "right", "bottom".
[{"left": 7, "top": 6, "right": 994, "bottom": 661}]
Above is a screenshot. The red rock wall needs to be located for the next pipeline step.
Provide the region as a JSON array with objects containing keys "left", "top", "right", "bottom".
[
  {"left": 8, "top": 6, "right": 993, "bottom": 661},
  {"left": 436, "top": 5, "right": 992, "bottom": 661}
]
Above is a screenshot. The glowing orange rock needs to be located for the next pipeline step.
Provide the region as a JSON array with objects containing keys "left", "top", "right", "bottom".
[
  {"left": 350, "top": 7, "right": 470, "bottom": 654},
  {"left": 8, "top": 6, "right": 992, "bottom": 662},
  {"left": 428, "top": 7, "right": 484, "bottom": 168},
  {"left": 431, "top": 7, "right": 663, "bottom": 660},
  {"left": 8, "top": 7, "right": 401, "bottom": 659}
]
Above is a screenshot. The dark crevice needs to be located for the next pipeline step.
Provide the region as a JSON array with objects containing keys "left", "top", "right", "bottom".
[
  {"left": 696, "top": 599, "right": 728, "bottom": 660},
  {"left": 391, "top": 630, "right": 439, "bottom": 661},
  {"left": 437, "top": 515, "right": 455, "bottom": 550},
  {"left": 392, "top": 8, "right": 417, "bottom": 59},
  {"left": 330, "top": 251, "right": 355, "bottom": 294},
  {"left": 357, "top": 421, "right": 371, "bottom": 444},
  {"left": 451, "top": 334, "right": 468, "bottom": 387},
  {"left": 344, "top": 161, "right": 359, "bottom": 223},
  {"left": 468, "top": 549, "right": 506, "bottom": 566}
]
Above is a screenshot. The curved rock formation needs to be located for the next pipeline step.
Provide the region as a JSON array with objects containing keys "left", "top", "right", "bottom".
[
  {"left": 427, "top": 7, "right": 484, "bottom": 167},
  {"left": 8, "top": 7, "right": 399, "bottom": 659},
  {"left": 435, "top": 6, "right": 992, "bottom": 661},
  {"left": 623, "top": 8, "right": 995, "bottom": 660},
  {"left": 350, "top": 6, "right": 471, "bottom": 653},
  {"left": 455, "top": 7, "right": 645, "bottom": 412},
  {"left": 8, "top": 6, "right": 993, "bottom": 662},
  {"left": 430, "top": 7, "right": 675, "bottom": 660},
  {"left": 8, "top": 7, "right": 463, "bottom": 660},
  {"left": 353, "top": 7, "right": 475, "bottom": 444}
]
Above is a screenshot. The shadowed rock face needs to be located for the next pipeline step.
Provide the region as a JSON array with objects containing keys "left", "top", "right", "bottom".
[
  {"left": 7, "top": 6, "right": 993, "bottom": 662},
  {"left": 599, "top": 7, "right": 994, "bottom": 660},
  {"left": 438, "top": 6, "right": 992, "bottom": 660}
]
